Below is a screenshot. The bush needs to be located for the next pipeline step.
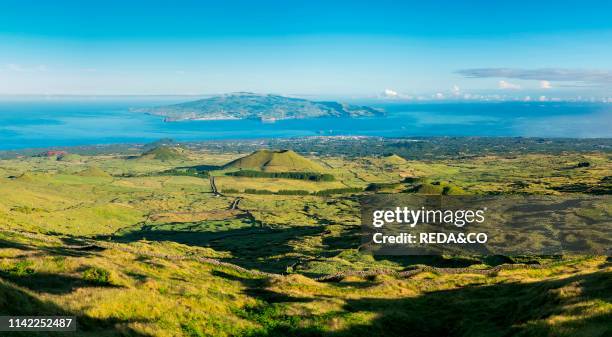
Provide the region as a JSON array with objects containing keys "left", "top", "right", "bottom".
[
  {"left": 277, "top": 190, "right": 309, "bottom": 195},
  {"left": 244, "top": 189, "right": 275, "bottom": 195},
  {"left": 160, "top": 168, "right": 209, "bottom": 178},
  {"left": 313, "top": 187, "right": 363, "bottom": 196},
  {"left": 10, "top": 205, "right": 40, "bottom": 214},
  {"left": 83, "top": 267, "right": 111, "bottom": 284},
  {"left": 576, "top": 162, "right": 590, "bottom": 168},
  {"left": 241, "top": 187, "right": 362, "bottom": 196},
  {"left": 365, "top": 182, "right": 401, "bottom": 192},
  {"left": 9, "top": 261, "right": 35, "bottom": 276}
]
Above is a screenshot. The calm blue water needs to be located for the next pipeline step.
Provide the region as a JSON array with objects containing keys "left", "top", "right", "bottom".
[{"left": 0, "top": 99, "right": 610, "bottom": 150}]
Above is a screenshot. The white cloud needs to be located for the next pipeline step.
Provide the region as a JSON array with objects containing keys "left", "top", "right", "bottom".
[
  {"left": 540, "top": 80, "right": 552, "bottom": 89},
  {"left": 458, "top": 67, "right": 612, "bottom": 86},
  {"left": 434, "top": 92, "right": 444, "bottom": 99},
  {"left": 451, "top": 85, "right": 460, "bottom": 95},
  {"left": 498, "top": 80, "right": 521, "bottom": 90},
  {"left": 381, "top": 88, "right": 399, "bottom": 98}
]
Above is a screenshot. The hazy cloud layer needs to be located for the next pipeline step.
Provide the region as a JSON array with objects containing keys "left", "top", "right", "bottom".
[
  {"left": 4, "top": 63, "right": 48, "bottom": 73},
  {"left": 540, "top": 80, "right": 552, "bottom": 89},
  {"left": 457, "top": 68, "right": 612, "bottom": 86},
  {"left": 498, "top": 80, "right": 521, "bottom": 90}
]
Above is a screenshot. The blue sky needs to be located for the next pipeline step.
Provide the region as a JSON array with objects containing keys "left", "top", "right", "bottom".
[{"left": 1, "top": 0, "right": 612, "bottom": 99}]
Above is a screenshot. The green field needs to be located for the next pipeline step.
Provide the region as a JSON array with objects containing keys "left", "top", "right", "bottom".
[{"left": 0, "top": 140, "right": 610, "bottom": 336}]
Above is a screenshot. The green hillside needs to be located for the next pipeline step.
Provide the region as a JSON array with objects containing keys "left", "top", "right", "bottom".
[
  {"left": 0, "top": 142, "right": 610, "bottom": 336},
  {"left": 222, "top": 149, "right": 327, "bottom": 173},
  {"left": 140, "top": 146, "right": 187, "bottom": 161},
  {"left": 382, "top": 154, "right": 407, "bottom": 165},
  {"left": 78, "top": 166, "right": 112, "bottom": 178},
  {"left": 13, "top": 172, "right": 39, "bottom": 182}
]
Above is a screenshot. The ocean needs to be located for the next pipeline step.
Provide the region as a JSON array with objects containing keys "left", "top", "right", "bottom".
[{"left": 0, "top": 99, "right": 610, "bottom": 150}]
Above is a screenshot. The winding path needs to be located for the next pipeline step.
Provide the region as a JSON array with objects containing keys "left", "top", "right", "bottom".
[
  {"left": 229, "top": 197, "right": 242, "bottom": 210},
  {"left": 209, "top": 176, "right": 222, "bottom": 196}
]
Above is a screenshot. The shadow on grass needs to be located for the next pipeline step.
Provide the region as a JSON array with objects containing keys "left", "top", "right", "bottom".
[
  {"left": 320, "top": 228, "right": 507, "bottom": 269},
  {"left": 321, "top": 227, "right": 361, "bottom": 254},
  {"left": 43, "top": 245, "right": 106, "bottom": 258},
  {"left": 372, "top": 255, "right": 483, "bottom": 268},
  {"left": 0, "top": 280, "right": 151, "bottom": 336},
  {"left": 236, "top": 271, "right": 612, "bottom": 337},
  {"left": 108, "top": 225, "right": 326, "bottom": 273},
  {"left": 106, "top": 221, "right": 528, "bottom": 277},
  {"left": 176, "top": 164, "right": 222, "bottom": 171},
  {"left": 0, "top": 238, "right": 33, "bottom": 251},
  {"left": 212, "top": 270, "right": 314, "bottom": 304},
  {"left": 0, "top": 237, "right": 105, "bottom": 258},
  {"left": 0, "top": 269, "right": 121, "bottom": 295}
]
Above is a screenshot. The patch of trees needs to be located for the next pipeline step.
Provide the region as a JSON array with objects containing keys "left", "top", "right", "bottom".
[
  {"left": 118, "top": 168, "right": 209, "bottom": 178},
  {"left": 365, "top": 182, "right": 402, "bottom": 192},
  {"left": 312, "top": 187, "right": 363, "bottom": 196},
  {"left": 277, "top": 190, "right": 310, "bottom": 195},
  {"left": 226, "top": 170, "right": 335, "bottom": 181},
  {"left": 161, "top": 168, "right": 209, "bottom": 177},
  {"left": 240, "top": 187, "right": 363, "bottom": 196},
  {"left": 243, "top": 189, "right": 275, "bottom": 195}
]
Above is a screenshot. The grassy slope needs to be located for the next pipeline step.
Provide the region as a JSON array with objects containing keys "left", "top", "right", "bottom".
[
  {"left": 222, "top": 150, "right": 327, "bottom": 173},
  {"left": 140, "top": 146, "right": 189, "bottom": 161},
  {"left": 0, "top": 230, "right": 609, "bottom": 337},
  {"left": 0, "top": 150, "right": 610, "bottom": 336}
]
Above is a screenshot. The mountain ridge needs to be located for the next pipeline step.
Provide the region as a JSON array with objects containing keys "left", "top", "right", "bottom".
[{"left": 222, "top": 149, "right": 327, "bottom": 172}]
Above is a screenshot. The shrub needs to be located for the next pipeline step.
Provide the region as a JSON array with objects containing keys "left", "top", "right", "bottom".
[
  {"left": 160, "top": 168, "right": 209, "bottom": 178},
  {"left": 9, "top": 261, "right": 35, "bottom": 276},
  {"left": 244, "top": 189, "right": 275, "bottom": 195},
  {"left": 576, "top": 161, "right": 590, "bottom": 168},
  {"left": 10, "top": 205, "right": 38, "bottom": 214},
  {"left": 83, "top": 266, "right": 111, "bottom": 284},
  {"left": 365, "top": 182, "right": 401, "bottom": 192},
  {"left": 313, "top": 187, "right": 363, "bottom": 196},
  {"left": 402, "top": 177, "right": 425, "bottom": 183},
  {"left": 277, "top": 190, "right": 309, "bottom": 195}
]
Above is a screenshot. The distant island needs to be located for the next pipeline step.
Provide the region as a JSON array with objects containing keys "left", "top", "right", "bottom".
[{"left": 131, "top": 92, "right": 384, "bottom": 121}]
